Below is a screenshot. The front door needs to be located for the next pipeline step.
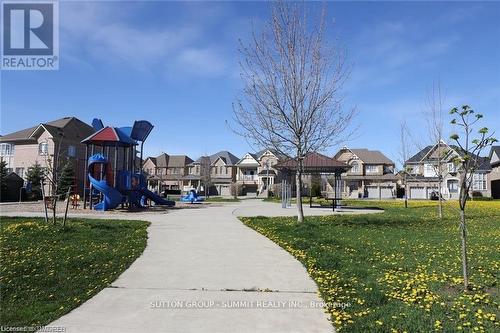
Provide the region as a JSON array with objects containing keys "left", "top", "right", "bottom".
[{"left": 447, "top": 179, "right": 459, "bottom": 199}]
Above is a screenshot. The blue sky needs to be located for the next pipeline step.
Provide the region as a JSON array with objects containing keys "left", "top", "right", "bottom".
[{"left": 1, "top": 1, "right": 499, "bottom": 166}]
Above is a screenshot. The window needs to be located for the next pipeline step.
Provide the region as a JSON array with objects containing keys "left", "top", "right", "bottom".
[
  {"left": 365, "top": 165, "right": 378, "bottom": 173},
  {"left": 195, "top": 165, "right": 199, "bottom": 174},
  {"left": 67, "top": 145, "right": 76, "bottom": 157},
  {"left": 447, "top": 163, "right": 457, "bottom": 173},
  {"left": 0, "top": 143, "right": 14, "bottom": 156},
  {"left": 15, "top": 167, "right": 25, "bottom": 178},
  {"left": 38, "top": 142, "right": 49, "bottom": 155},
  {"left": 424, "top": 164, "right": 437, "bottom": 177},
  {"left": 472, "top": 173, "right": 487, "bottom": 191},
  {"left": 350, "top": 161, "right": 359, "bottom": 173},
  {"left": 220, "top": 166, "right": 224, "bottom": 174},
  {"left": 448, "top": 180, "right": 459, "bottom": 193}
]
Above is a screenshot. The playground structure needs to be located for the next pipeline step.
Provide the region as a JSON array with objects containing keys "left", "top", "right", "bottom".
[
  {"left": 82, "top": 119, "right": 175, "bottom": 211},
  {"left": 180, "top": 189, "right": 205, "bottom": 203}
]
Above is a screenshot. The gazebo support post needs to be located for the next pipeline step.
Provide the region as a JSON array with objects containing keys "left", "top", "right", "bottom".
[
  {"left": 83, "top": 144, "right": 88, "bottom": 209},
  {"left": 113, "top": 145, "right": 118, "bottom": 188},
  {"left": 309, "top": 187, "right": 312, "bottom": 208}
]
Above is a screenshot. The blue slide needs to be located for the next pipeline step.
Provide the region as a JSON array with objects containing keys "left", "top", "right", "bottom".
[
  {"left": 180, "top": 189, "right": 204, "bottom": 203},
  {"left": 88, "top": 155, "right": 123, "bottom": 211},
  {"left": 138, "top": 187, "right": 175, "bottom": 206}
]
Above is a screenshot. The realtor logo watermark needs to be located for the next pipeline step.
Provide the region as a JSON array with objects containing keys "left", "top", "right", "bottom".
[{"left": 1, "top": 0, "right": 59, "bottom": 70}]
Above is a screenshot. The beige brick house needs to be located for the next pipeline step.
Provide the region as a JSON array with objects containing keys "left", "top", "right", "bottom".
[
  {"left": 404, "top": 142, "right": 492, "bottom": 199},
  {"left": 489, "top": 146, "right": 500, "bottom": 198},
  {"left": 143, "top": 153, "right": 193, "bottom": 192},
  {"left": 334, "top": 147, "right": 398, "bottom": 199},
  {"left": 182, "top": 151, "right": 240, "bottom": 196},
  {"left": 0, "top": 117, "right": 94, "bottom": 195},
  {"left": 235, "top": 149, "right": 283, "bottom": 196}
]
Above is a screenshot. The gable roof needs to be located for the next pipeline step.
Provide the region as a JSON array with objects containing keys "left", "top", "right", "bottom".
[
  {"left": 489, "top": 146, "right": 500, "bottom": 167},
  {"left": 144, "top": 156, "right": 157, "bottom": 166},
  {"left": 167, "top": 155, "right": 193, "bottom": 168},
  {"left": 255, "top": 148, "right": 287, "bottom": 160},
  {"left": 155, "top": 153, "right": 169, "bottom": 168},
  {"left": 190, "top": 151, "right": 239, "bottom": 166},
  {"left": 406, "top": 143, "right": 491, "bottom": 171},
  {"left": 236, "top": 152, "right": 260, "bottom": 165},
  {"left": 0, "top": 117, "right": 94, "bottom": 143},
  {"left": 338, "top": 147, "right": 394, "bottom": 165}
]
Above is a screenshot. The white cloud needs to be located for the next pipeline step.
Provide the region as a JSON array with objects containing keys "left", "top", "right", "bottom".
[{"left": 59, "top": 1, "right": 234, "bottom": 77}]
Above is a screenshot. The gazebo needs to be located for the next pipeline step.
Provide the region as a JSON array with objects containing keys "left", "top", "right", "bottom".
[{"left": 274, "top": 152, "right": 351, "bottom": 211}]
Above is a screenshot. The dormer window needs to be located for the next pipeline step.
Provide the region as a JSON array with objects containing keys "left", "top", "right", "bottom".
[
  {"left": 447, "top": 163, "right": 457, "bottom": 173},
  {"left": 366, "top": 165, "right": 378, "bottom": 173}
]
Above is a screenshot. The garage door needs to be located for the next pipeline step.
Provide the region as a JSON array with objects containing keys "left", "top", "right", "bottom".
[
  {"left": 427, "top": 187, "right": 438, "bottom": 198},
  {"left": 220, "top": 185, "right": 231, "bottom": 197},
  {"left": 409, "top": 187, "right": 426, "bottom": 199},
  {"left": 380, "top": 186, "right": 393, "bottom": 198},
  {"left": 366, "top": 186, "right": 379, "bottom": 198}
]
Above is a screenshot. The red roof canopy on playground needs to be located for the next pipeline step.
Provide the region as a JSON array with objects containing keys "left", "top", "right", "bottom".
[{"left": 81, "top": 126, "right": 137, "bottom": 147}]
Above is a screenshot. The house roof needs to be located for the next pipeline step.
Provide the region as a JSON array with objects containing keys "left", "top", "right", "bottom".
[
  {"left": 191, "top": 151, "right": 239, "bottom": 166},
  {"left": 168, "top": 155, "right": 194, "bottom": 168},
  {"left": 155, "top": 153, "right": 169, "bottom": 167},
  {"left": 236, "top": 148, "right": 286, "bottom": 166},
  {"left": 153, "top": 153, "right": 193, "bottom": 168},
  {"left": 0, "top": 117, "right": 93, "bottom": 143},
  {"left": 406, "top": 143, "right": 491, "bottom": 171},
  {"left": 274, "top": 152, "right": 349, "bottom": 174},
  {"left": 489, "top": 146, "right": 500, "bottom": 167},
  {"left": 348, "top": 148, "right": 394, "bottom": 165},
  {"left": 146, "top": 157, "right": 157, "bottom": 165}
]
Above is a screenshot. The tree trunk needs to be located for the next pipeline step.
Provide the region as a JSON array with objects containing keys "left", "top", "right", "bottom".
[
  {"left": 458, "top": 174, "right": 469, "bottom": 291},
  {"left": 295, "top": 160, "right": 304, "bottom": 223},
  {"left": 438, "top": 176, "right": 443, "bottom": 218},
  {"left": 52, "top": 196, "right": 57, "bottom": 225},
  {"left": 404, "top": 175, "right": 408, "bottom": 208},
  {"left": 459, "top": 209, "right": 469, "bottom": 290}
]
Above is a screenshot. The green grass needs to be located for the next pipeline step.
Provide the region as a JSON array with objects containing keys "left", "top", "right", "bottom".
[
  {"left": 241, "top": 200, "right": 499, "bottom": 332},
  {"left": 204, "top": 196, "right": 240, "bottom": 202},
  {"left": 0, "top": 217, "right": 149, "bottom": 327}
]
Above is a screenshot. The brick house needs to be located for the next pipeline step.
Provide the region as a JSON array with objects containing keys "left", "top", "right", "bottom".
[
  {"left": 143, "top": 153, "right": 193, "bottom": 192},
  {"left": 334, "top": 147, "right": 398, "bottom": 199},
  {"left": 404, "top": 141, "right": 492, "bottom": 199},
  {"left": 0, "top": 117, "right": 94, "bottom": 195},
  {"left": 183, "top": 151, "right": 239, "bottom": 196},
  {"left": 488, "top": 146, "right": 499, "bottom": 198}
]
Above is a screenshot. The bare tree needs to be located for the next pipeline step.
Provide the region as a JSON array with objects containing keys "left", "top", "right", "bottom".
[
  {"left": 232, "top": 2, "right": 355, "bottom": 222},
  {"left": 423, "top": 81, "right": 446, "bottom": 218},
  {"left": 449, "top": 105, "right": 497, "bottom": 290},
  {"left": 398, "top": 121, "right": 412, "bottom": 208},
  {"left": 199, "top": 156, "right": 213, "bottom": 197}
]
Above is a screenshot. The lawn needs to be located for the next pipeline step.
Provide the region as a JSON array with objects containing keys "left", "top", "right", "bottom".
[
  {"left": 0, "top": 217, "right": 149, "bottom": 328},
  {"left": 241, "top": 200, "right": 499, "bottom": 332}
]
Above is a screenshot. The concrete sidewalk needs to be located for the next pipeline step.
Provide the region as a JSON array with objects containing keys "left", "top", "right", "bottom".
[{"left": 3, "top": 201, "right": 335, "bottom": 333}]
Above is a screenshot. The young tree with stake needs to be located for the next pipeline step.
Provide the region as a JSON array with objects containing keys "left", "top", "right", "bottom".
[
  {"left": 232, "top": 2, "right": 355, "bottom": 222},
  {"left": 423, "top": 82, "right": 446, "bottom": 218},
  {"left": 449, "top": 105, "right": 497, "bottom": 290}
]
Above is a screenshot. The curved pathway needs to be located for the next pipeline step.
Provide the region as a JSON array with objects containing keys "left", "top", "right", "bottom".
[{"left": 25, "top": 200, "right": 335, "bottom": 333}]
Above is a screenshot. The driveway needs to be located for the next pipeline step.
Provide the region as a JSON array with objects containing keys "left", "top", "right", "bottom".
[{"left": 3, "top": 200, "right": 335, "bottom": 333}]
